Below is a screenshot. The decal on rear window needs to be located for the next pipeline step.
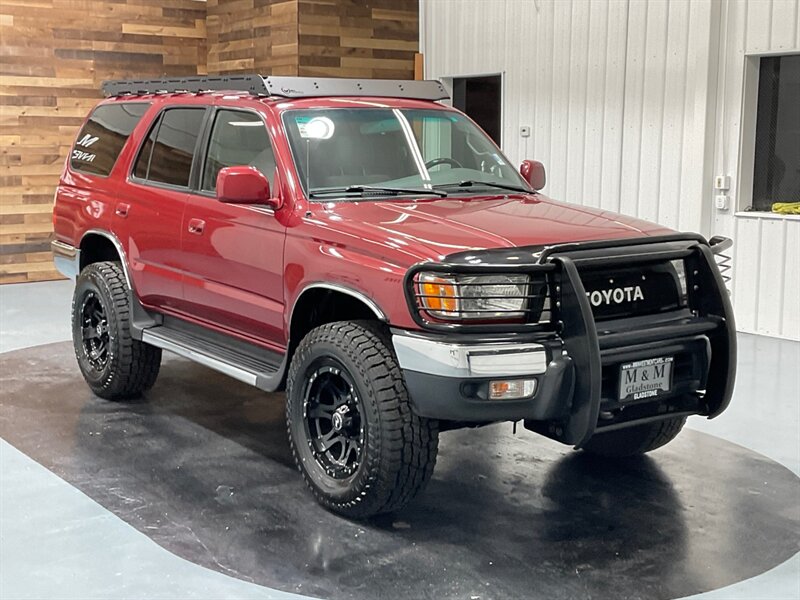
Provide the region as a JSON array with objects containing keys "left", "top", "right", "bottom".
[{"left": 70, "top": 103, "right": 150, "bottom": 177}]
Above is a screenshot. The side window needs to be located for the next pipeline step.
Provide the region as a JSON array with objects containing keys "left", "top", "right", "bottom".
[
  {"left": 132, "top": 114, "right": 159, "bottom": 180},
  {"left": 133, "top": 108, "right": 206, "bottom": 188},
  {"left": 201, "top": 110, "right": 276, "bottom": 192},
  {"left": 70, "top": 103, "right": 150, "bottom": 177}
]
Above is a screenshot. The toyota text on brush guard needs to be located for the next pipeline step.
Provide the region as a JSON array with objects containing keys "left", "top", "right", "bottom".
[{"left": 52, "top": 75, "right": 737, "bottom": 518}]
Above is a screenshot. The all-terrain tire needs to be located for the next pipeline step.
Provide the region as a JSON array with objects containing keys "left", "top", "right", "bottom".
[
  {"left": 286, "top": 321, "right": 439, "bottom": 518},
  {"left": 582, "top": 416, "right": 687, "bottom": 457},
  {"left": 72, "top": 261, "right": 161, "bottom": 400}
]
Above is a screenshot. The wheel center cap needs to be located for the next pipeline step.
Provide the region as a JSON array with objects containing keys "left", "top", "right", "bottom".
[{"left": 332, "top": 405, "right": 350, "bottom": 432}]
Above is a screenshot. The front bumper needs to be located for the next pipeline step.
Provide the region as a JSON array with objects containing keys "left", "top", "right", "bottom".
[
  {"left": 393, "top": 331, "right": 574, "bottom": 422},
  {"left": 395, "top": 234, "right": 737, "bottom": 447}
]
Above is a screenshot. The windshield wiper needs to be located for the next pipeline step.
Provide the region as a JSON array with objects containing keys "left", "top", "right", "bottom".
[
  {"left": 309, "top": 185, "right": 447, "bottom": 199},
  {"left": 432, "top": 180, "right": 532, "bottom": 194}
]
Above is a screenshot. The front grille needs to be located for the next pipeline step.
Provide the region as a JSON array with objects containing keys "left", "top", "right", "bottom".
[
  {"left": 580, "top": 262, "right": 683, "bottom": 321},
  {"left": 403, "top": 234, "right": 724, "bottom": 333}
]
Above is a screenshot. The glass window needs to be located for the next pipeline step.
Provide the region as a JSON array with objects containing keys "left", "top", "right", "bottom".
[
  {"left": 133, "top": 108, "right": 205, "bottom": 188},
  {"left": 70, "top": 103, "right": 150, "bottom": 177},
  {"left": 132, "top": 115, "right": 158, "bottom": 180},
  {"left": 282, "top": 108, "right": 528, "bottom": 199},
  {"left": 201, "top": 110, "right": 275, "bottom": 191},
  {"left": 752, "top": 55, "right": 800, "bottom": 211}
]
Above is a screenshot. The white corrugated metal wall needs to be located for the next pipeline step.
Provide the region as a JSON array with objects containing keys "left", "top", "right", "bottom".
[
  {"left": 711, "top": 0, "right": 800, "bottom": 339},
  {"left": 421, "top": 0, "right": 800, "bottom": 340}
]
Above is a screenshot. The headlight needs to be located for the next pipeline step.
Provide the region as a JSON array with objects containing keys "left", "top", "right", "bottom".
[{"left": 417, "top": 273, "right": 530, "bottom": 320}]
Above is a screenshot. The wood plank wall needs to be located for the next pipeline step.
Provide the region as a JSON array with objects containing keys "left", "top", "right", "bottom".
[
  {"left": 207, "top": 0, "right": 418, "bottom": 79},
  {"left": 0, "top": 0, "right": 207, "bottom": 283},
  {"left": 206, "top": 0, "right": 299, "bottom": 75},
  {"left": 296, "top": 0, "right": 418, "bottom": 79},
  {"left": 2, "top": 0, "right": 418, "bottom": 283}
]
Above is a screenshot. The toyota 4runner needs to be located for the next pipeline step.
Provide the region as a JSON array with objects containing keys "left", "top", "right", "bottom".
[{"left": 52, "top": 75, "right": 736, "bottom": 518}]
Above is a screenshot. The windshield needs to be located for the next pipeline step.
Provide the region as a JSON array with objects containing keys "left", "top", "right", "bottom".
[{"left": 282, "top": 108, "right": 531, "bottom": 199}]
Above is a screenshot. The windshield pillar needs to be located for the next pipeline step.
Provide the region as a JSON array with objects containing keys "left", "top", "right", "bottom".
[{"left": 393, "top": 109, "right": 432, "bottom": 188}]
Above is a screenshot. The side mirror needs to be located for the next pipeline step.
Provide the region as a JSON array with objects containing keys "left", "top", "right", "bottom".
[
  {"left": 216, "top": 166, "right": 280, "bottom": 209},
  {"left": 520, "top": 160, "right": 546, "bottom": 191}
]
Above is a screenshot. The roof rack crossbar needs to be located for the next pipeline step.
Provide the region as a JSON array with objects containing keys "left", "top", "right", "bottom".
[{"left": 101, "top": 75, "right": 449, "bottom": 101}]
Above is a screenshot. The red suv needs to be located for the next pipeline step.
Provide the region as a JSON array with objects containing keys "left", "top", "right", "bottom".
[{"left": 52, "top": 75, "right": 736, "bottom": 518}]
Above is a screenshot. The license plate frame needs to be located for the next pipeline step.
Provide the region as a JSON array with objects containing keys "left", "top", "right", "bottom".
[{"left": 618, "top": 356, "right": 674, "bottom": 402}]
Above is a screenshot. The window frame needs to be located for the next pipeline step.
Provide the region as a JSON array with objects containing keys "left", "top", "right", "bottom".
[
  {"left": 128, "top": 105, "right": 211, "bottom": 193},
  {"left": 69, "top": 101, "right": 152, "bottom": 179},
  {"left": 195, "top": 106, "right": 277, "bottom": 199}
]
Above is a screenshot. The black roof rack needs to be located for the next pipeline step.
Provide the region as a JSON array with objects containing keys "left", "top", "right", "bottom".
[{"left": 101, "top": 75, "right": 450, "bottom": 101}]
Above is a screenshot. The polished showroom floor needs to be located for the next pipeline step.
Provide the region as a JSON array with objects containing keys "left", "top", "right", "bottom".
[{"left": 1, "top": 280, "right": 798, "bottom": 600}]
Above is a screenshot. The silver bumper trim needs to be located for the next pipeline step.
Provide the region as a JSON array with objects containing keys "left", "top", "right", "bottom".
[
  {"left": 392, "top": 332, "right": 548, "bottom": 379},
  {"left": 51, "top": 240, "right": 80, "bottom": 280}
]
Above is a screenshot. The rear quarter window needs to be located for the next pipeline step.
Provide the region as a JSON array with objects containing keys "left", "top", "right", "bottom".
[{"left": 70, "top": 103, "right": 150, "bottom": 177}]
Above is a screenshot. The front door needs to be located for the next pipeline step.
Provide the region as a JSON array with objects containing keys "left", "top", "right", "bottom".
[{"left": 180, "top": 108, "right": 286, "bottom": 347}]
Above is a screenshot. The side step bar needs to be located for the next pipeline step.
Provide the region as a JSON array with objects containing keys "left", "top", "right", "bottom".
[{"left": 141, "top": 324, "right": 285, "bottom": 392}]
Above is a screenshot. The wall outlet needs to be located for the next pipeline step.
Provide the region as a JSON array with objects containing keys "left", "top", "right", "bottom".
[
  {"left": 714, "top": 175, "right": 731, "bottom": 190},
  {"left": 715, "top": 194, "right": 729, "bottom": 210},
  {"left": 519, "top": 126, "right": 531, "bottom": 138}
]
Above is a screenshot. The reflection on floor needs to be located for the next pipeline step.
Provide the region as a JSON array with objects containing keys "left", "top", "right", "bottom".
[
  {"left": 0, "top": 280, "right": 798, "bottom": 600},
  {"left": 1, "top": 340, "right": 798, "bottom": 600}
]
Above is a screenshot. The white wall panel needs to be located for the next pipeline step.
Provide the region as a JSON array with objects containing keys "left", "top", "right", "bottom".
[
  {"left": 422, "top": 0, "right": 800, "bottom": 340},
  {"left": 423, "top": 0, "right": 713, "bottom": 230},
  {"left": 711, "top": 0, "right": 800, "bottom": 340}
]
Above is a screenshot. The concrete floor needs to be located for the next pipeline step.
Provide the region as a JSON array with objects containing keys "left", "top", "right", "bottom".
[{"left": 1, "top": 280, "right": 798, "bottom": 600}]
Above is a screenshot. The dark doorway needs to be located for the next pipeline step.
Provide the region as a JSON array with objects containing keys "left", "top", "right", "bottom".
[
  {"left": 752, "top": 54, "right": 800, "bottom": 211},
  {"left": 452, "top": 75, "right": 502, "bottom": 146}
]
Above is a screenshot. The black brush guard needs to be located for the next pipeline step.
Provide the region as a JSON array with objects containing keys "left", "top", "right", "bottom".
[{"left": 403, "top": 233, "right": 736, "bottom": 447}]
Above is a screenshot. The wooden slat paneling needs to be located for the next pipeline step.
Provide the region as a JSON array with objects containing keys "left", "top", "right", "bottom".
[
  {"left": 0, "top": 0, "right": 207, "bottom": 283},
  {"left": 3, "top": 0, "right": 420, "bottom": 284},
  {"left": 297, "top": 0, "right": 418, "bottom": 79},
  {"left": 207, "top": 0, "right": 418, "bottom": 79},
  {"left": 206, "top": 0, "right": 300, "bottom": 76}
]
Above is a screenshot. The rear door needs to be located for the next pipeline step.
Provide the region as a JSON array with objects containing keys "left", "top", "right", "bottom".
[
  {"left": 117, "top": 106, "right": 208, "bottom": 312},
  {"left": 180, "top": 106, "right": 286, "bottom": 346}
]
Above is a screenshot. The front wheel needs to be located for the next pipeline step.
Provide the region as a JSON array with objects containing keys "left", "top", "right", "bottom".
[
  {"left": 286, "top": 321, "right": 439, "bottom": 518},
  {"left": 582, "top": 416, "right": 687, "bottom": 457}
]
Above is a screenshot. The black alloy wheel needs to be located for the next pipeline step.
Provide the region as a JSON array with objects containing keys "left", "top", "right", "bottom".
[
  {"left": 303, "top": 361, "right": 365, "bottom": 479},
  {"left": 80, "top": 292, "right": 110, "bottom": 371}
]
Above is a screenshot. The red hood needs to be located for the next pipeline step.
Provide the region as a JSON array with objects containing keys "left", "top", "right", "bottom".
[{"left": 311, "top": 193, "right": 673, "bottom": 262}]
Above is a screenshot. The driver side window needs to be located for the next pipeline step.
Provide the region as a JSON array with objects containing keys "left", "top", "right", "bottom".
[{"left": 202, "top": 109, "right": 276, "bottom": 192}]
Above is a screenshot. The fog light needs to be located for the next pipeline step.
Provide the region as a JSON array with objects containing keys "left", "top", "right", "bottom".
[{"left": 488, "top": 379, "right": 536, "bottom": 400}]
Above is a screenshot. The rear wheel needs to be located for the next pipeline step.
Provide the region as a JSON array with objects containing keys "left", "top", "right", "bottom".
[
  {"left": 582, "top": 416, "right": 687, "bottom": 457},
  {"left": 286, "top": 321, "right": 439, "bottom": 518},
  {"left": 72, "top": 261, "right": 161, "bottom": 400}
]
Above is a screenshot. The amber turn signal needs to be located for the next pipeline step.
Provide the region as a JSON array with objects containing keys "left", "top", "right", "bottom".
[{"left": 419, "top": 275, "right": 458, "bottom": 315}]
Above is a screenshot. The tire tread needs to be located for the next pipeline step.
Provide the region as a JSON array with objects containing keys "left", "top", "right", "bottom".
[
  {"left": 286, "top": 320, "right": 438, "bottom": 517},
  {"left": 72, "top": 261, "right": 161, "bottom": 399}
]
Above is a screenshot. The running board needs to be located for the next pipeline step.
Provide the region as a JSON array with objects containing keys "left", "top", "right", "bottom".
[{"left": 141, "top": 324, "right": 285, "bottom": 392}]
